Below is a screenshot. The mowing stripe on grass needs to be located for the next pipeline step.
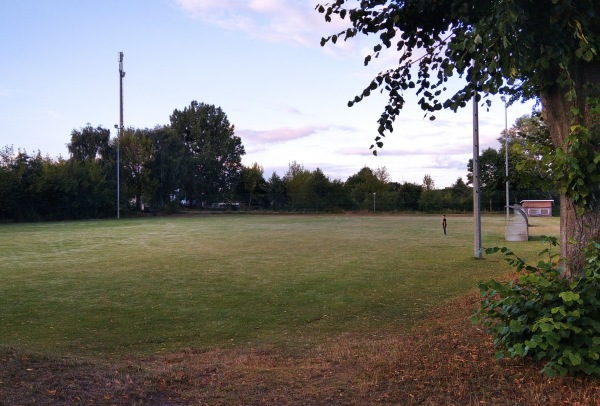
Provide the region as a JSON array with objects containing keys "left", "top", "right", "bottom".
[{"left": 0, "top": 214, "right": 558, "bottom": 358}]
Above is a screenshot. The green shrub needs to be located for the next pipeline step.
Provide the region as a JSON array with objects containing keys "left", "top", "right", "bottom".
[{"left": 473, "top": 238, "right": 600, "bottom": 377}]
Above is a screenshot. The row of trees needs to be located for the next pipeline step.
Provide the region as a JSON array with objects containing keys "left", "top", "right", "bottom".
[
  {"left": 0, "top": 101, "right": 245, "bottom": 221},
  {"left": 0, "top": 130, "right": 475, "bottom": 221},
  {"left": 1, "top": 99, "right": 555, "bottom": 222},
  {"left": 238, "top": 162, "right": 473, "bottom": 212}
]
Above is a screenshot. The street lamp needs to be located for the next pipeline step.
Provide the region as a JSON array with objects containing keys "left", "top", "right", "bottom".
[
  {"left": 373, "top": 192, "right": 376, "bottom": 213},
  {"left": 114, "top": 124, "right": 120, "bottom": 219},
  {"left": 501, "top": 96, "right": 509, "bottom": 221}
]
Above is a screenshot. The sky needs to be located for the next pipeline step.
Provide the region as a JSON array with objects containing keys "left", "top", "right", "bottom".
[{"left": 0, "top": 0, "right": 537, "bottom": 188}]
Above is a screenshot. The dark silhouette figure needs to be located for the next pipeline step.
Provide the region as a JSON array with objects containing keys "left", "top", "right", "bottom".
[{"left": 442, "top": 215, "right": 447, "bottom": 235}]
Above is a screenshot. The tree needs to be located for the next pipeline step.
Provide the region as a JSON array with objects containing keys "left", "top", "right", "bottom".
[
  {"left": 146, "top": 126, "right": 186, "bottom": 212},
  {"left": 465, "top": 113, "right": 556, "bottom": 208},
  {"left": 239, "top": 163, "right": 268, "bottom": 209},
  {"left": 120, "top": 128, "right": 156, "bottom": 211},
  {"left": 0, "top": 146, "right": 18, "bottom": 220},
  {"left": 318, "top": 1, "right": 600, "bottom": 274},
  {"left": 422, "top": 174, "right": 435, "bottom": 191},
  {"left": 345, "top": 166, "right": 385, "bottom": 209},
  {"left": 467, "top": 148, "right": 503, "bottom": 192},
  {"left": 326, "top": 178, "right": 353, "bottom": 211},
  {"left": 67, "top": 124, "right": 116, "bottom": 216},
  {"left": 68, "top": 124, "right": 111, "bottom": 163},
  {"left": 390, "top": 181, "right": 422, "bottom": 211},
  {"left": 506, "top": 113, "right": 555, "bottom": 192},
  {"left": 283, "top": 161, "right": 312, "bottom": 210},
  {"left": 307, "top": 168, "right": 330, "bottom": 210},
  {"left": 0, "top": 147, "right": 41, "bottom": 221},
  {"left": 448, "top": 177, "right": 472, "bottom": 212},
  {"left": 374, "top": 166, "right": 391, "bottom": 183},
  {"left": 170, "top": 101, "right": 245, "bottom": 205},
  {"left": 467, "top": 148, "right": 505, "bottom": 211},
  {"left": 267, "top": 172, "right": 287, "bottom": 210}
]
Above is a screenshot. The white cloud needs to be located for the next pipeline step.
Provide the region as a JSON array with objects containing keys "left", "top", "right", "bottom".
[
  {"left": 173, "top": 0, "right": 339, "bottom": 46},
  {"left": 238, "top": 123, "right": 359, "bottom": 146},
  {"left": 239, "top": 125, "right": 326, "bottom": 143}
]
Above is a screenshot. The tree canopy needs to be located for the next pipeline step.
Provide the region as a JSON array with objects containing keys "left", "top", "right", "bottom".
[
  {"left": 318, "top": 1, "right": 599, "bottom": 146},
  {"left": 318, "top": 0, "right": 600, "bottom": 273},
  {"left": 68, "top": 124, "right": 112, "bottom": 163},
  {"left": 170, "top": 101, "right": 245, "bottom": 204}
]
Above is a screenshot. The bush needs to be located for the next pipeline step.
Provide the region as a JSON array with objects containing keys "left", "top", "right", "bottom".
[{"left": 473, "top": 238, "right": 600, "bottom": 377}]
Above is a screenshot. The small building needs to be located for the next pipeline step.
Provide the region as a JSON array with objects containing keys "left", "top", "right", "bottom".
[{"left": 520, "top": 200, "right": 553, "bottom": 217}]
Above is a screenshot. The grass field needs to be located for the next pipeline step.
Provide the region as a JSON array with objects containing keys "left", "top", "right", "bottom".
[
  {"left": 0, "top": 213, "right": 559, "bottom": 359},
  {"left": 8, "top": 213, "right": 598, "bottom": 405}
]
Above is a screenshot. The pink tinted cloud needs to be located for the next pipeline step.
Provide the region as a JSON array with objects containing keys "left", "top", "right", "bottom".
[{"left": 238, "top": 125, "right": 329, "bottom": 144}]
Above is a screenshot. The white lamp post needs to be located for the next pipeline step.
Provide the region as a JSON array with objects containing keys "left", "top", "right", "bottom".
[
  {"left": 114, "top": 124, "right": 120, "bottom": 219},
  {"left": 501, "top": 96, "right": 509, "bottom": 221}
]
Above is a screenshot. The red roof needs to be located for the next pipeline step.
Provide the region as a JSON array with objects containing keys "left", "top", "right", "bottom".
[{"left": 521, "top": 200, "right": 553, "bottom": 208}]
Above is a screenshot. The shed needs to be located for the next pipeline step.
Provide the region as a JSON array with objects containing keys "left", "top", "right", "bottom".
[{"left": 520, "top": 200, "right": 553, "bottom": 217}]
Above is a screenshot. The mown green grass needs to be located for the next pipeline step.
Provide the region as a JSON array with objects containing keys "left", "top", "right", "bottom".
[{"left": 0, "top": 214, "right": 559, "bottom": 359}]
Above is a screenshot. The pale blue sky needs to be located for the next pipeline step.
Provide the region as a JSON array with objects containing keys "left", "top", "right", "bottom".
[{"left": 0, "top": 0, "right": 535, "bottom": 187}]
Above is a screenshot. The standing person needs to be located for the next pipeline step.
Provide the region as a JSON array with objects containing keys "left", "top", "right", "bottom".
[{"left": 442, "top": 215, "right": 447, "bottom": 235}]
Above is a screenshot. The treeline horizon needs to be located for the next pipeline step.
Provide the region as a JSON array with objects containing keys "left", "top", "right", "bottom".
[{"left": 0, "top": 101, "right": 555, "bottom": 222}]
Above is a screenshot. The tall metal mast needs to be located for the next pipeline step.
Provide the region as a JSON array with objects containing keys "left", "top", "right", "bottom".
[{"left": 117, "top": 52, "right": 125, "bottom": 219}]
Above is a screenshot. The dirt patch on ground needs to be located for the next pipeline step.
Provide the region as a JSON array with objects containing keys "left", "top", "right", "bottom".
[{"left": 2, "top": 295, "right": 599, "bottom": 405}]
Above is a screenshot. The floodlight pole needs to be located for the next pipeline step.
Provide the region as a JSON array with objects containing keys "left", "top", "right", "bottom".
[
  {"left": 472, "top": 93, "right": 482, "bottom": 258},
  {"left": 117, "top": 52, "right": 125, "bottom": 219}
]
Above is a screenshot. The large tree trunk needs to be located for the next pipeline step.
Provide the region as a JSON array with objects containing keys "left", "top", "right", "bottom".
[{"left": 540, "top": 61, "right": 600, "bottom": 276}]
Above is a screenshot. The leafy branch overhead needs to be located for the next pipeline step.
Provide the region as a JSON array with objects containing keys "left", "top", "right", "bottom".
[{"left": 317, "top": 0, "right": 600, "bottom": 154}]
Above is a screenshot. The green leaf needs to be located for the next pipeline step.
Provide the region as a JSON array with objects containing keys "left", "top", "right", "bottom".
[
  {"left": 542, "top": 365, "right": 558, "bottom": 377},
  {"left": 566, "top": 350, "right": 582, "bottom": 366},
  {"left": 509, "top": 319, "right": 522, "bottom": 332},
  {"left": 559, "top": 291, "right": 580, "bottom": 304}
]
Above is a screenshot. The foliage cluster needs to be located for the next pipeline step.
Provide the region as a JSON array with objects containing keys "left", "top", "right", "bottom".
[
  {"left": 553, "top": 96, "right": 600, "bottom": 215},
  {"left": 0, "top": 100, "right": 244, "bottom": 221},
  {"left": 0, "top": 145, "right": 115, "bottom": 221},
  {"left": 253, "top": 164, "right": 472, "bottom": 213},
  {"left": 475, "top": 239, "right": 600, "bottom": 377},
  {"left": 1, "top": 139, "right": 479, "bottom": 220},
  {"left": 317, "top": 1, "right": 600, "bottom": 154},
  {"left": 317, "top": 0, "right": 599, "bottom": 274},
  {"left": 2, "top": 102, "right": 555, "bottom": 221},
  {"left": 466, "top": 111, "right": 558, "bottom": 211}
]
